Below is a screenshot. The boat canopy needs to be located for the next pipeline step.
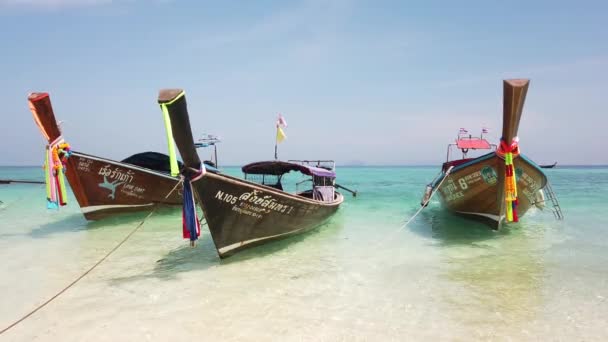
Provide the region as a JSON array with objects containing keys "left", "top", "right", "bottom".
[
  {"left": 242, "top": 161, "right": 335, "bottom": 178},
  {"left": 195, "top": 134, "right": 221, "bottom": 148},
  {"left": 122, "top": 152, "right": 184, "bottom": 173},
  {"left": 122, "top": 151, "right": 220, "bottom": 174},
  {"left": 456, "top": 138, "right": 491, "bottom": 150}
]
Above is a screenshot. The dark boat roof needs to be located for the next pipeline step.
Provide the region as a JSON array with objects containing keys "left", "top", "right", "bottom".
[
  {"left": 242, "top": 161, "right": 335, "bottom": 178},
  {"left": 122, "top": 151, "right": 220, "bottom": 174},
  {"left": 122, "top": 152, "right": 183, "bottom": 174}
]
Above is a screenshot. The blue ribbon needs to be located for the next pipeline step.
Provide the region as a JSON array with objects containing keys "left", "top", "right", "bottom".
[{"left": 182, "top": 174, "right": 199, "bottom": 242}]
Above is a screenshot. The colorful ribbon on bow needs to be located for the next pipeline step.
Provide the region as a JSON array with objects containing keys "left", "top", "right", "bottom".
[
  {"left": 498, "top": 137, "right": 520, "bottom": 222},
  {"left": 44, "top": 136, "right": 72, "bottom": 209},
  {"left": 182, "top": 165, "right": 206, "bottom": 245}
]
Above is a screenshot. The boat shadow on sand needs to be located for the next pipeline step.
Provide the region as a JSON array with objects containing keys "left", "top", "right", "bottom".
[
  {"left": 110, "top": 218, "right": 344, "bottom": 283},
  {"left": 25, "top": 206, "right": 180, "bottom": 239},
  {"left": 407, "top": 206, "right": 515, "bottom": 246}
]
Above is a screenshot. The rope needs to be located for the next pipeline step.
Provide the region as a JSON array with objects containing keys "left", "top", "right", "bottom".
[
  {"left": 402, "top": 165, "right": 454, "bottom": 229},
  {"left": 0, "top": 178, "right": 184, "bottom": 336},
  {"left": 366, "top": 166, "right": 455, "bottom": 250},
  {"left": 0, "top": 197, "right": 25, "bottom": 211}
]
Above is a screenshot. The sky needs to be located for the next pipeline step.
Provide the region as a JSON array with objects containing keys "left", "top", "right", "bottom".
[{"left": 1, "top": 0, "right": 607, "bottom": 166}]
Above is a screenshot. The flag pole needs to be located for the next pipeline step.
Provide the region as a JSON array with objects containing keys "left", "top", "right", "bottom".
[{"left": 274, "top": 124, "right": 278, "bottom": 160}]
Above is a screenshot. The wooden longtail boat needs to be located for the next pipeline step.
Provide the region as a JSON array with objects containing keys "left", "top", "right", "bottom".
[
  {"left": 157, "top": 89, "right": 347, "bottom": 258},
  {"left": 540, "top": 162, "right": 557, "bottom": 169},
  {"left": 27, "top": 92, "right": 219, "bottom": 220},
  {"left": 421, "top": 79, "right": 554, "bottom": 229}
]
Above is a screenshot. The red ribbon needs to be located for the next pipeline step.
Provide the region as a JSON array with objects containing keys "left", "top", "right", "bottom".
[{"left": 497, "top": 138, "right": 520, "bottom": 156}]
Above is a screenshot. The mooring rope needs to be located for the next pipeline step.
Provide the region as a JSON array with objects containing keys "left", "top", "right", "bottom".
[
  {"left": 401, "top": 166, "right": 454, "bottom": 228},
  {"left": 366, "top": 166, "right": 455, "bottom": 250},
  {"left": 0, "top": 178, "right": 184, "bottom": 336},
  {"left": 0, "top": 197, "right": 26, "bottom": 211}
]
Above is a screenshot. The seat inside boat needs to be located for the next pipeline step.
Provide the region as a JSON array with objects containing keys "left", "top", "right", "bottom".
[{"left": 297, "top": 186, "right": 336, "bottom": 200}]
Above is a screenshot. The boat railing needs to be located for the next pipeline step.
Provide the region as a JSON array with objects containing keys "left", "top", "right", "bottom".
[
  {"left": 195, "top": 133, "right": 221, "bottom": 168},
  {"left": 294, "top": 171, "right": 336, "bottom": 197},
  {"left": 445, "top": 143, "right": 497, "bottom": 162}
]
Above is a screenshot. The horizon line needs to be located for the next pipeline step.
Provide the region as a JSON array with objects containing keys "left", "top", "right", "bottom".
[{"left": 2, "top": 164, "right": 608, "bottom": 168}]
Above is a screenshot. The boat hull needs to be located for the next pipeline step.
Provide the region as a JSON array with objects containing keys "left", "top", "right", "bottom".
[
  {"left": 540, "top": 162, "right": 557, "bottom": 169},
  {"left": 194, "top": 172, "right": 343, "bottom": 258},
  {"left": 434, "top": 153, "right": 547, "bottom": 229},
  {"left": 66, "top": 151, "right": 182, "bottom": 220}
]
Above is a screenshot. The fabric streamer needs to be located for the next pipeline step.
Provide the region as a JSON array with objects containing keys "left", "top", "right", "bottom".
[
  {"left": 160, "top": 102, "right": 180, "bottom": 177},
  {"left": 181, "top": 166, "right": 206, "bottom": 245},
  {"left": 44, "top": 136, "right": 72, "bottom": 209},
  {"left": 498, "top": 137, "right": 520, "bottom": 222}
]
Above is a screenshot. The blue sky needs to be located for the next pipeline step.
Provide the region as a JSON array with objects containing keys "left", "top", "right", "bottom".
[{"left": 1, "top": 0, "right": 606, "bottom": 165}]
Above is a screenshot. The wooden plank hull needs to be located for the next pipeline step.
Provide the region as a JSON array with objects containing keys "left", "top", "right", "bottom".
[
  {"left": 155, "top": 88, "right": 345, "bottom": 258},
  {"left": 434, "top": 153, "right": 547, "bottom": 229},
  {"left": 65, "top": 151, "right": 182, "bottom": 220},
  {"left": 194, "top": 172, "right": 343, "bottom": 258},
  {"left": 26, "top": 92, "right": 183, "bottom": 221}
]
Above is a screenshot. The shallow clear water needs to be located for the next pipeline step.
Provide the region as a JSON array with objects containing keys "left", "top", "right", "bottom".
[{"left": 1, "top": 166, "right": 607, "bottom": 341}]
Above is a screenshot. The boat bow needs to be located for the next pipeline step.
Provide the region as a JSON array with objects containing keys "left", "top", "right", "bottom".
[
  {"left": 501, "top": 79, "right": 529, "bottom": 144},
  {"left": 157, "top": 89, "right": 201, "bottom": 171}
]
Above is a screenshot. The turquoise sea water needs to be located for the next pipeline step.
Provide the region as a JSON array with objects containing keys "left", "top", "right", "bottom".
[{"left": 1, "top": 165, "right": 607, "bottom": 341}]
